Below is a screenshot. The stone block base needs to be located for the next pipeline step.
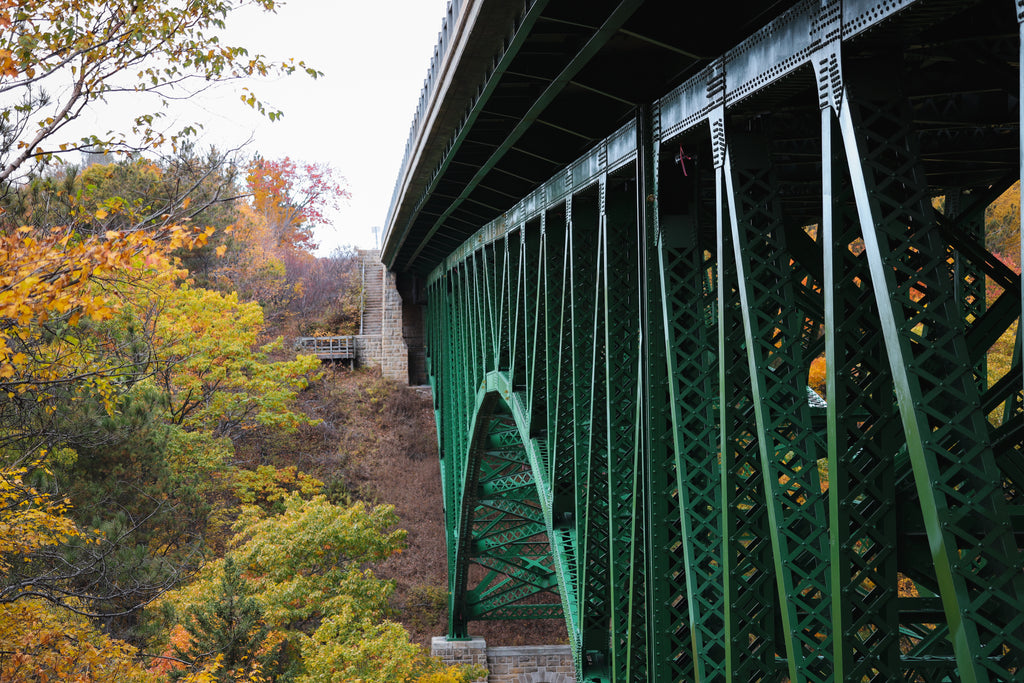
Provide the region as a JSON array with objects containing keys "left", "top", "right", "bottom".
[
  {"left": 431, "top": 637, "right": 488, "bottom": 682},
  {"left": 431, "top": 637, "right": 574, "bottom": 683}
]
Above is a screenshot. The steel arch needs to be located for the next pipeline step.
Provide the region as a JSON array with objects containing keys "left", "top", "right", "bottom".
[{"left": 417, "top": 1, "right": 1024, "bottom": 681}]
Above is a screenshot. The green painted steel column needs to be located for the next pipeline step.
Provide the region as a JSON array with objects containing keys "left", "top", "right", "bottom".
[
  {"left": 821, "top": 102, "right": 901, "bottom": 681},
  {"left": 714, "top": 112, "right": 779, "bottom": 683},
  {"left": 724, "top": 131, "right": 832, "bottom": 683},
  {"left": 506, "top": 229, "right": 524, "bottom": 389},
  {"left": 569, "top": 187, "right": 600, "bottom": 579},
  {"left": 658, "top": 122, "right": 724, "bottom": 681},
  {"left": 446, "top": 265, "right": 471, "bottom": 638},
  {"left": 524, "top": 221, "right": 545, "bottom": 436},
  {"left": 604, "top": 179, "right": 643, "bottom": 682},
  {"left": 578, "top": 175, "right": 613, "bottom": 682},
  {"left": 839, "top": 72, "right": 1024, "bottom": 681},
  {"left": 638, "top": 102, "right": 692, "bottom": 682}
]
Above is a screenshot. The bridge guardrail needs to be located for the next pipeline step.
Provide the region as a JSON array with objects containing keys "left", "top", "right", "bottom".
[{"left": 385, "top": 0, "right": 462, "bottom": 239}]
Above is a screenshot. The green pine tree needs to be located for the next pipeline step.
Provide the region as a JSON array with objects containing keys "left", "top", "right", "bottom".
[{"left": 173, "top": 557, "right": 281, "bottom": 681}]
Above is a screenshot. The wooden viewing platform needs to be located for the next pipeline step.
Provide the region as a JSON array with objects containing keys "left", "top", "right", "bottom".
[{"left": 294, "top": 336, "right": 355, "bottom": 361}]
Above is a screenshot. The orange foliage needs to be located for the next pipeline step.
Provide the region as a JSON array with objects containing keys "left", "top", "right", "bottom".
[
  {"left": 0, "top": 223, "right": 211, "bottom": 407},
  {"left": 808, "top": 355, "right": 826, "bottom": 397},
  {"left": 210, "top": 204, "right": 295, "bottom": 306},
  {"left": 146, "top": 625, "right": 192, "bottom": 678},
  {"left": 0, "top": 600, "right": 151, "bottom": 682},
  {"left": 245, "top": 157, "right": 349, "bottom": 256}
]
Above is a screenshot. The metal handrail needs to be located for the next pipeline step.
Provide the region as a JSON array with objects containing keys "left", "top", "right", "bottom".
[
  {"left": 294, "top": 336, "right": 356, "bottom": 360},
  {"left": 384, "top": 0, "right": 462, "bottom": 238},
  {"left": 359, "top": 258, "right": 366, "bottom": 336}
]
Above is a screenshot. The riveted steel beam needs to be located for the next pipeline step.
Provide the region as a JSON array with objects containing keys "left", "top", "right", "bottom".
[
  {"left": 405, "top": 0, "right": 647, "bottom": 271},
  {"left": 422, "top": 1, "right": 1022, "bottom": 679}
]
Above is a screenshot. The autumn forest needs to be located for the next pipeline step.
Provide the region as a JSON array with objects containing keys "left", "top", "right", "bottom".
[{"left": 0, "top": 1, "right": 481, "bottom": 681}]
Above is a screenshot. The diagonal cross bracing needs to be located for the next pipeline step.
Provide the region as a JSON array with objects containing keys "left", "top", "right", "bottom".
[{"left": 415, "top": 0, "right": 1023, "bottom": 680}]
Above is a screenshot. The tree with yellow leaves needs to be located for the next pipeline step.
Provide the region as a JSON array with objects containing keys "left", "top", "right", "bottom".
[
  {"left": 210, "top": 203, "right": 296, "bottom": 307},
  {"left": 0, "top": 0, "right": 329, "bottom": 673},
  {"left": 0, "top": 0, "right": 319, "bottom": 185},
  {"left": 0, "top": 222, "right": 213, "bottom": 451},
  {"left": 153, "top": 494, "right": 485, "bottom": 683},
  {"left": 0, "top": 464, "right": 156, "bottom": 681}
]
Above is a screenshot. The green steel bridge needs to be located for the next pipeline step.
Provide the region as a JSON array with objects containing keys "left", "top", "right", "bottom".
[{"left": 382, "top": 0, "right": 1024, "bottom": 680}]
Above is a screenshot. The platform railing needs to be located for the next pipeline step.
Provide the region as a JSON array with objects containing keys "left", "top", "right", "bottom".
[{"left": 294, "top": 336, "right": 355, "bottom": 360}]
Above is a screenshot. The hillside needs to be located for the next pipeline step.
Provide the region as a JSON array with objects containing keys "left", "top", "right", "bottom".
[{"left": 284, "top": 364, "right": 569, "bottom": 649}]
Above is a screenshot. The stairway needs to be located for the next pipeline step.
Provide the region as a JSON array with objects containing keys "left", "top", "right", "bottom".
[{"left": 359, "top": 250, "right": 385, "bottom": 336}]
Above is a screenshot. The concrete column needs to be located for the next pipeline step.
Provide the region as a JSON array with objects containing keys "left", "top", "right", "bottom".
[
  {"left": 380, "top": 267, "right": 410, "bottom": 382},
  {"left": 431, "top": 637, "right": 488, "bottom": 682},
  {"left": 430, "top": 638, "right": 575, "bottom": 683}
]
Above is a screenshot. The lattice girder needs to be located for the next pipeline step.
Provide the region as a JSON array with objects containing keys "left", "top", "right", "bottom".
[{"left": 422, "top": 3, "right": 1024, "bottom": 680}]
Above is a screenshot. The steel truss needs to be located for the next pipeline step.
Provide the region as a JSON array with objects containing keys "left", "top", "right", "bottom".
[{"left": 425, "top": 0, "right": 1023, "bottom": 680}]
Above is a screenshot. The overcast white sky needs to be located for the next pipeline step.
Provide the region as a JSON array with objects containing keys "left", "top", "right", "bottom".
[{"left": 160, "top": 0, "right": 451, "bottom": 254}]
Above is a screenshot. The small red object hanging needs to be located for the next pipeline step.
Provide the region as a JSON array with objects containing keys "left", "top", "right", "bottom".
[{"left": 675, "top": 145, "right": 693, "bottom": 176}]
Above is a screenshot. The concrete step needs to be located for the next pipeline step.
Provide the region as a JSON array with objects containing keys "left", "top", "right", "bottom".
[{"left": 360, "top": 252, "right": 385, "bottom": 336}]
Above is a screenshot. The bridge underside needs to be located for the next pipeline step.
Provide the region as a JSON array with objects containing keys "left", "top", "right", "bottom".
[{"left": 416, "top": 0, "right": 1024, "bottom": 680}]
